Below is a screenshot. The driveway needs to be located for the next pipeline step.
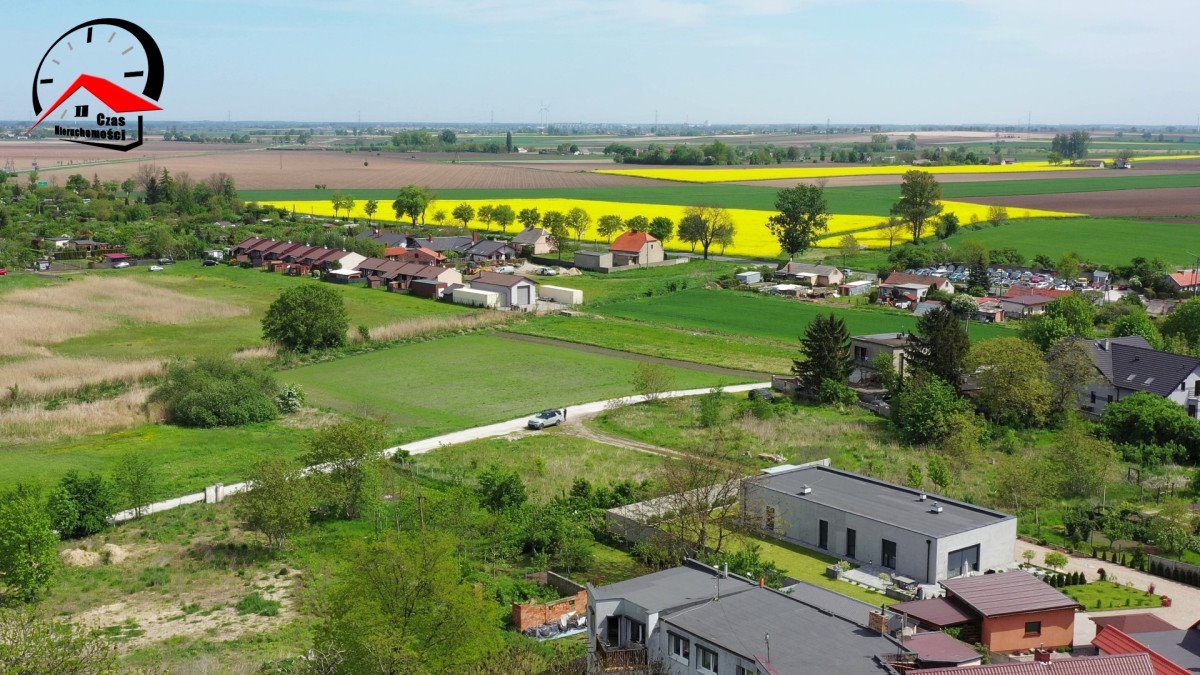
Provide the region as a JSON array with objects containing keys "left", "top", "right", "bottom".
[{"left": 1014, "top": 539, "right": 1200, "bottom": 643}]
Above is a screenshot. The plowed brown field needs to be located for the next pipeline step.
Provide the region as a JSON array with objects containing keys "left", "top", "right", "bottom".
[{"left": 959, "top": 187, "right": 1200, "bottom": 217}]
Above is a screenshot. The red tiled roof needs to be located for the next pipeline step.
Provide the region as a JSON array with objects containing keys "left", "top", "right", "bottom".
[
  {"left": 1004, "top": 286, "right": 1072, "bottom": 299},
  {"left": 891, "top": 597, "right": 974, "bottom": 627},
  {"left": 1093, "top": 626, "right": 1191, "bottom": 675},
  {"left": 384, "top": 246, "right": 407, "bottom": 257},
  {"left": 1094, "top": 615, "right": 1180, "bottom": 635},
  {"left": 919, "top": 653, "right": 1154, "bottom": 675},
  {"left": 1170, "top": 271, "right": 1200, "bottom": 288},
  {"left": 610, "top": 230, "right": 657, "bottom": 253},
  {"left": 884, "top": 271, "right": 949, "bottom": 287},
  {"left": 941, "top": 570, "right": 1080, "bottom": 618}
]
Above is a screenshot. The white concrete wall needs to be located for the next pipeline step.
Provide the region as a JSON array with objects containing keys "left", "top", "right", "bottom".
[
  {"left": 933, "top": 518, "right": 1018, "bottom": 580},
  {"left": 452, "top": 287, "right": 499, "bottom": 308},
  {"left": 540, "top": 285, "right": 584, "bottom": 305}
]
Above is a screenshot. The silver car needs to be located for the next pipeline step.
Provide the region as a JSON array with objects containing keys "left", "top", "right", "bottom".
[{"left": 527, "top": 409, "right": 565, "bottom": 430}]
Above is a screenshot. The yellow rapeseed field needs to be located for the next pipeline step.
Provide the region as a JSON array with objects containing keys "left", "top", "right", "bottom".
[
  {"left": 262, "top": 198, "right": 1079, "bottom": 258},
  {"left": 594, "top": 162, "right": 1092, "bottom": 183}
]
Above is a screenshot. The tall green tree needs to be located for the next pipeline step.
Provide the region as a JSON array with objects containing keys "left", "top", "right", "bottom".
[
  {"left": 235, "top": 459, "right": 312, "bottom": 549},
  {"left": 906, "top": 307, "right": 970, "bottom": 386},
  {"left": 541, "top": 210, "right": 570, "bottom": 259},
  {"left": 1045, "top": 294, "right": 1096, "bottom": 338},
  {"left": 1111, "top": 310, "right": 1163, "bottom": 349},
  {"left": 477, "top": 465, "right": 528, "bottom": 512},
  {"left": 792, "top": 314, "right": 853, "bottom": 397},
  {"left": 1046, "top": 340, "right": 1099, "bottom": 421},
  {"left": 596, "top": 214, "right": 624, "bottom": 244},
  {"left": 47, "top": 472, "right": 116, "bottom": 539},
  {"left": 391, "top": 184, "right": 432, "bottom": 226},
  {"left": 648, "top": 216, "right": 674, "bottom": 243},
  {"left": 1163, "top": 298, "right": 1200, "bottom": 348},
  {"left": 891, "top": 374, "right": 970, "bottom": 444},
  {"left": 0, "top": 487, "right": 59, "bottom": 602},
  {"left": 566, "top": 207, "right": 591, "bottom": 243},
  {"left": 681, "top": 205, "right": 735, "bottom": 260},
  {"left": 966, "top": 337, "right": 1052, "bottom": 427},
  {"left": 313, "top": 532, "right": 503, "bottom": 672},
  {"left": 505, "top": 131, "right": 513, "bottom": 153},
  {"left": 1021, "top": 315, "right": 1072, "bottom": 352},
  {"left": 516, "top": 207, "right": 541, "bottom": 230},
  {"left": 891, "top": 170, "right": 943, "bottom": 243},
  {"left": 113, "top": 453, "right": 159, "bottom": 518},
  {"left": 363, "top": 199, "right": 378, "bottom": 223},
  {"left": 262, "top": 284, "right": 349, "bottom": 352},
  {"left": 766, "top": 184, "right": 829, "bottom": 259},
  {"left": 301, "top": 419, "right": 388, "bottom": 520},
  {"left": 452, "top": 203, "right": 475, "bottom": 228},
  {"left": 492, "top": 204, "right": 516, "bottom": 234}
]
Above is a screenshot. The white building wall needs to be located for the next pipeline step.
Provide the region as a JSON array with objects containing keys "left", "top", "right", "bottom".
[{"left": 933, "top": 518, "right": 1018, "bottom": 580}]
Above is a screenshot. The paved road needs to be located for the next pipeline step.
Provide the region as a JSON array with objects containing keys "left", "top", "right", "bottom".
[{"left": 1015, "top": 540, "right": 1200, "bottom": 643}]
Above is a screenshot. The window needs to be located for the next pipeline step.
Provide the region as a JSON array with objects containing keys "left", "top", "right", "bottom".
[
  {"left": 1090, "top": 392, "right": 1096, "bottom": 404},
  {"left": 627, "top": 618, "right": 645, "bottom": 645},
  {"left": 1195, "top": 380, "right": 1200, "bottom": 395},
  {"left": 605, "top": 616, "right": 620, "bottom": 645},
  {"left": 668, "top": 632, "right": 690, "bottom": 662},
  {"left": 1107, "top": 394, "right": 1114, "bottom": 403},
  {"left": 846, "top": 528, "right": 857, "bottom": 559},
  {"left": 1025, "top": 621, "right": 1042, "bottom": 636},
  {"left": 855, "top": 346, "right": 868, "bottom": 363},
  {"left": 736, "top": 666, "right": 751, "bottom": 675},
  {"left": 818, "top": 520, "right": 829, "bottom": 550},
  {"left": 948, "top": 545, "right": 980, "bottom": 575},
  {"left": 882, "top": 539, "right": 897, "bottom": 569},
  {"left": 697, "top": 645, "right": 719, "bottom": 673},
  {"left": 764, "top": 506, "right": 776, "bottom": 532}
]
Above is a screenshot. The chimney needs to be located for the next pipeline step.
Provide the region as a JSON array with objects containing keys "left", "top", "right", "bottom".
[
  {"left": 798, "top": 484, "right": 812, "bottom": 495},
  {"left": 472, "top": 231, "right": 479, "bottom": 242},
  {"left": 1101, "top": 339, "right": 1110, "bottom": 351},
  {"left": 723, "top": 563, "right": 729, "bottom": 578},
  {"left": 1033, "top": 648, "right": 1050, "bottom": 663},
  {"left": 918, "top": 493, "right": 927, "bottom": 501}
]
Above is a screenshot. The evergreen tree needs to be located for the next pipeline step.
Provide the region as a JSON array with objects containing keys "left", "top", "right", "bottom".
[
  {"left": 906, "top": 307, "right": 970, "bottom": 387},
  {"left": 792, "top": 313, "right": 853, "bottom": 397}
]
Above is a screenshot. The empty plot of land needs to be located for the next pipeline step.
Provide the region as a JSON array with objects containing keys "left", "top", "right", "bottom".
[
  {"left": 0, "top": 357, "right": 163, "bottom": 399},
  {"left": 960, "top": 187, "right": 1200, "bottom": 217},
  {"left": 0, "top": 387, "right": 156, "bottom": 442},
  {"left": 8, "top": 276, "right": 247, "bottom": 324},
  {"left": 0, "top": 140, "right": 236, "bottom": 174},
  {"left": 0, "top": 304, "right": 113, "bottom": 356},
  {"left": 30, "top": 147, "right": 664, "bottom": 189}
]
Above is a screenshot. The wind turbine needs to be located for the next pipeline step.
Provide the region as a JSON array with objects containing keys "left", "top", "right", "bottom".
[{"left": 538, "top": 102, "right": 549, "bottom": 131}]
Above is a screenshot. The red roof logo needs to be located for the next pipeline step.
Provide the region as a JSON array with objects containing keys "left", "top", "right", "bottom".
[{"left": 28, "top": 73, "right": 161, "bottom": 132}]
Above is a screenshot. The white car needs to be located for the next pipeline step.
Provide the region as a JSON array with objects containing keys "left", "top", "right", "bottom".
[
  {"left": 527, "top": 409, "right": 565, "bottom": 430},
  {"left": 149, "top": 265, "right": 164, "bottom": 272},
  {"left": 113, "top": 261, "right": 130, "bottom": 269}
]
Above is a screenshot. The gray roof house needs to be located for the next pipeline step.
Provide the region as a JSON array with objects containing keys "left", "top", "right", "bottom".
[
  {"left": 512, "top": 227, "right": 553, "bottom": 255},
  {"left": 741, "top": 465, "right": 1016, "bottom": 583},
  {"left": 1073, "top": 336, "right": 1200, "bottom": 419},
  {"left": 589, "top": 559, "right": 909, "bottom": 674},
  {"left": 777, "top": 261, "right": 844, "bottom": 287},
  {"left": 465, "top": 239, "right": 517, "bottom": 262}
]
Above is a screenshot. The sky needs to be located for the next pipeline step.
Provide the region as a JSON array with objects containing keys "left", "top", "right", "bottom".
[{"left": 0, "top": 0, "right": 1196, "bottom": 126}]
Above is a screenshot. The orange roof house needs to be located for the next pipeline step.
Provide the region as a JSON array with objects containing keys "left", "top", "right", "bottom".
[{"left": 609, "top": 230, "right": 663, "bottom": 265}]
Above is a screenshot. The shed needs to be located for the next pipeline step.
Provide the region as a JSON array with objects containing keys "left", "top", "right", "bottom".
[
  {"left": 735, "top": 270, "right": 762, "bottom": 284},
  {"left": 840, "top": 279, "right": 873, "bottom": 296},
  {"left": 470, "top": 271, "right": 538, "bottom": 309},
  {"left": 409, "top": 278, "right": 449, "bottom": 299},
  {"left": 539, "top": 285, "right": 583, "bottom": 306},
  {"left": 451, "top": 287, "right": 499, "bottom": 308},
  {"left": 574, "top": 250, "right": 612, "bottom": 271}
]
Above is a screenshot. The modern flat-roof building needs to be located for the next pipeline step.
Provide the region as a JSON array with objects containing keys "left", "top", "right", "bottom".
[
  {"left": 741, "top": 465, "right": 1016, "bottom": 583},
  {"left": 588, "top": 559, "right": 910, "bottom": 674}
]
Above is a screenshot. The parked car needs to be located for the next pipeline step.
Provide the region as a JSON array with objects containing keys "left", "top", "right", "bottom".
[
  {"left": 158, "top": 257, "right": 175, "bottom": 265},
  {"left": 526, "top": 409, "right": 564, "bottom": 430},
  {"left": 748, "top": 388, "right": 774, "bottom": 401},
  {"left": 149, "top": 265, "right": 164, "bottom": 272},
  {"left": 113, "top": 261, "right": 130, "bottom": 269},
  {"left": 538, "top": 267, "right": 559, "bottom": 276},
  {"left": 202, "top": 259, "right": 218, "bottom": 267},
  {"left": 0, "top": 267, "right": 7, "bottom": 276}
]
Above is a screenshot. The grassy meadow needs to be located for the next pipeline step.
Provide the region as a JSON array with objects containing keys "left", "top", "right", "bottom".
[{"left": 945, "top": 217, "right": 1200, "bottom": 267}]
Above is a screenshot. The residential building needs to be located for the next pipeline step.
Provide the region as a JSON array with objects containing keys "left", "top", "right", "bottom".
[
  {"left": 1092, "top": 614, "right": 1179, "bottom": 634},
  {"left": 465, "top": 239, "right": 518, "bottom": 262},
  {"left": 998, "top": 294, "right": 1057, "bottom": 318},
  {"left": 513, "top": 227, "right": 554, "bottom": 255},
  {"left": 356, "top": 229, "right": 407, "bottom": 248},
  {"left": 740, "top": 464, "right": 1016, "bottom": 584},
  {"left": 414, "top": 234, "right": 476, "bottom": 254},
  {"left": 777, "top": 261, "right": 844, "bottom": 287},
  {"left": 914, "top": 299, "right": 944, "bottom": 316},
  {"left": 1168, "top": 270, "right": 1200, "bottom": 293},
  {"left": 900, "top": 630, "right": 983, "bottom": 668},
  {"left": 840, "top": 279, "right": 874, "bottom": 296},
  {"left": 973, "top": 300, "right": 1005, "bottom": 323},
  {"left": 395, "top": 246, "right": 445, "bottom": 265},
  {"left": 891, "top": 571, "right": 1080, "bottom": 653},
  {"left": 849, "top": 332, "right": 911, "bottom": 385},
  {"left": 918, "top": 653, "right": 1155, "bottom": 675},
  {"left": 610, "top": 230, "right": 664, "bottom": 266},
  {"left": 1093, "top": 624, "right": 1198, "bottom": 675},
  {"left": 880, "top": 272, "right": 954, "bottom": 298},
  {"left": 1073, "top": 336, "right": 1200, "bottom": 419},
  {"left": 469, "top": 271, "right": 537, "bottom": 309},
  {"left": 1002, "top": 285, "right": 1072, "bottom": 301},
  {"left": 588, "top": 559, "right": 909, "bottom": 674}
]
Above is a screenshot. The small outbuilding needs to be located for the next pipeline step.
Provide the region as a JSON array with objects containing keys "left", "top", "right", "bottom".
[
  {"left": 539, "top": 285, "right": 583, "bottom": 306},
  {"left": 469, "top": 271, "right": 538, "bottom": 309},
  {"left": 735, "top": 270, "right": 762, "bottom": 284},
  {"left": 451, "top": 287, "right": 499, "bottom": 308}
]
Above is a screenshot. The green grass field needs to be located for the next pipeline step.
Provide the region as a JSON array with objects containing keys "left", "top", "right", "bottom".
[
  {"left": 547, "top": 260, "right": 743, "bottom": 303},
  {"left": 510, "top": 316, "right": 792, "bottom": 374},
  {"left": 282, "top": 333, "right": 744, "bottom": 438},
  {"left": 946, "top": 217, "right": 1200, "bottom": 266},
  {"left": 407, "top": 430, "right": 667, "bottom": 501},
  {"left": 1061, "top": 581, "right": 1162, "bottom": 611},
  {"left": 729, "top": 533, "right": 894, "bottom": 606},
  {"left": 594, "top": 288, "right": 1012, "bottom": 343}
]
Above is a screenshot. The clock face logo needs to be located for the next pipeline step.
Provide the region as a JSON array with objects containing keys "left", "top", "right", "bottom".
[{"left": 28, "top": 18, "right": 164, "bottom": 152}]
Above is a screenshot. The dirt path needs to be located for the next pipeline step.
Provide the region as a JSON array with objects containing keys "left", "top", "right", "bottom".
[
  {"left": 498, "top": 332, "right": 770, "bottom": 380},
  {"left": 566, "top": 417, "right": 694, "bottom": 461},
  {"left": 1015, "top": 539, "right": 1200, "bottom": 643}
]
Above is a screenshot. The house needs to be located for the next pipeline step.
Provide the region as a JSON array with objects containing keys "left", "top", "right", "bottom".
[
  {"left": 740, "top": 464, "right": 1016, "bottom": 584},
  {"left": 610, "top": 230, "right": 664, "bottom": 266},
  {"left": 914, "top": 299, "right": 944, "bottom": 316},
  {"left": 901, "top": 630, "right": 983, "bottom": 668},
  {"left": 408, "top": 278, "right": 451, "bottom": 299},
  {"left": 891, "top": 570, "right": 1080, "bottom": 653},
  {"left": 1073, "top": 336, "right": 1200, "bottom": 419},
  {"left": 850, "top": 332, "right": 911, "bottom": 385},
  {"left": 103, "top": 252, "right": 131, "bottom": 264},
  {"left": 1093, "top": 624, "right": 1197, "bottom": 674},
  {"left": 589, "top": 559, "right": 910, "bottom": 674},
  {"left": 46, "top": 234, "right": 71, "bottom": 249},
  {"left": 465, "top": 239, "right": 517, "bottom": 262},
  {"left": 973, "top": 299, "right": 1005, "bottom": 323},
  {"left": 469, "top": 271, "right": 537, "bottom": 309},
  {"left": 1003, "top": 285, "right": 1072, "bottom": 301},
  {"left": 777, "top": 261, "right": 844, "bottom": 287},
  {"left": 1080, "top": 159, "right": 1108, "bottom": 168},
  {"left": 998, "top": 294, "right": 1057, "bottom": 318},
  {"left": 513, "top": 227, "right": 554, "bottom": 255},
  {"left": 880, "top": 272, "right": 954, "bottom": 298},
  {"left": 840, "top": 280, "right": 874, "bottom": 297},
  {"left": 395, "top": 246, "right": 445, "bottom": 265},
  {"left": 356, "top": 229, "right": 407, "bottom": 248},
  {"left": 70, "top": 238, "right": 113, "bottom": 252},
  {"left": 413, "top": 234, "right": 476, "bottom": 254},
  {"left": 918, "top": 653, "right": 1155, "bottom": 675},
  {"left": 1168, "top": 270, "right": 1200, "bottom": 293}
]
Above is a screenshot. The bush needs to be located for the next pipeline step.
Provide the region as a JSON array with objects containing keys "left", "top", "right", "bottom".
[
  {"left": 892, "top": 375, "right": 971, "bottom": 444},
  {"left": 273, "top": 384, "right": 306, "bottom": 414},
  {"left": 261, "top": 283, "right": 349, "bottom": 352},
  {"left": 151, "top": 357, "right": 280, "bottom": 428},
  {"left": 817, "top": 379, "right": 858, "bottom": 407},
  {"left": 236, "top": 592, "right": 281, "bottom": 616},
  {"left": 697, "top": 388, "right": 725, "bottom": 428},
  {"left": 46, "top": 472, "right": 116, "bottom": 539}
]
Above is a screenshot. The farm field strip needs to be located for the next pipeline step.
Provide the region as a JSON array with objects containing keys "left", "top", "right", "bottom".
[
  {"left": 595, "top": 161, "right": 1094, "bottom": 183},
  {"left": 945, "top": 216, "right": 1200, "bottom": 267},
  {"left": 261, "top": 197, "right": 1078, "bottom": 257}
]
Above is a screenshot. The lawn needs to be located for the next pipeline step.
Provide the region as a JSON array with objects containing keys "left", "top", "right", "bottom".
[
  {"left": 945, "top": 217, "right": 1200, "bottom": 267},
  {"left": 406, "top": 430, "right": 668, "bottom": 501},
  {"left": 510, "top": 315, "right": 791, "bottom": 374},
  {"left": 48, "top": 262, "right": 472, "bottom": 361},
  {"left": 282, "top": 333, "right": 744, "bottom": 438},
  {"left": 0, "top": 422, "right": 313, "bottom": 499},
  {"left": 595, "top": 288, "right": 1013, "bottom": 343},
  {"left": 1062, "top": 581, "right": 1162, "bottom": 611},
  {"left": 545, "top": 260, "right": 743, "bottom": 304},
  {"left": 729, "top": 532, "right": 894, "bottom": 606}
]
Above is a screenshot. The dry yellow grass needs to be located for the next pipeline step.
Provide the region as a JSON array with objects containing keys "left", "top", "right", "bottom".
[
  {"left": 233, "top": 345, "right": 279, "bottom": 360},
  {"left": 351, "top": 312, "right": 509, "bottom": 343},
  {"left": 0, "top": 357, "right": 164, "bottom": 399},
  {"left": 0, "top": 387, "right": 159, "bottom": 442},
  {"left": 7, "top": 277, "right": 247, "bottom": 324},
  {"left": 0, "top": 305, "right": 114, "bottom": 357}
]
